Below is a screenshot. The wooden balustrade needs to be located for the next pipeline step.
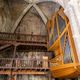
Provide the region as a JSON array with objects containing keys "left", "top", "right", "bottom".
[
  {"left": 0, "top": 32, "right": 47, "bottom": 43},
  {"left": 0, "top": 58, "right": 49, "bottom": 69}
]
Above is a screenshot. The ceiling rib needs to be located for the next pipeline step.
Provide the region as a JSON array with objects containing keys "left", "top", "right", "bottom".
[
  {"left": 11, "top": 4, "right": 33, "bottom": 33},
  {"left": 11, "top": 0, "right": 61, "bottom": 33},
  {"left": 0, "top": 44, "right": 11, "bottom": 51},
  {"left": 33, "top": 4, "right": 47, "bottom": 24},
  {"left": 11, "top": 3, "right": 47, "bottom": 33}
]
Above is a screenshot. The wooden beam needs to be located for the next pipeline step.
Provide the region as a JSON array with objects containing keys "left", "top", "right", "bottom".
[
  {"left": 0, "top": 44, "right": 11, "bottom": 51},
  {"left": 13, "top": 70, "right": 48, "bottom": 75},
  {"left": 0, "top": 70, "right": 48, "bottom": 75},
  {"left": 0, "top": 70, "right": 11, "bottom": 75},
  {"left": 11, "top": 46, "right": 17, "bottom": 67}
]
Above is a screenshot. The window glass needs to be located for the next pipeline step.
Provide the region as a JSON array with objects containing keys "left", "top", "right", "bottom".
[
  {"left": 54, "top": 18, "right": 58, "bottom": 41},
  {"left": 64, "top": 36, "right": 73, "bottom": 63},
  {"left": 58, "top": 15, "right": 66, "bottom": 34},
  {"left": 49, "top": 22, "right": 54, "bottom": 46},
  {"left": 60, "top": 34, "right": 65, "bottom": 52},
  {"left": 49, "top": 52, "right": 55, "bottom": 60}
]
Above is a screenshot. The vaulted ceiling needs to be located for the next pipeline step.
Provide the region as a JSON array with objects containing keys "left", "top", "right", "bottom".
[{"left": 0, "top": 0, "right": 60, "bottom": 33}]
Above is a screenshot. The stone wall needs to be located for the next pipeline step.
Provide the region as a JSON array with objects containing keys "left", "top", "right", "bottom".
[
  {"left": 8, "top": 0, "right": 28, "bottom": 26},
  {"left": 0, "top": 0, "right": 11, "bottom": 32},
  {"left": 16, "top": 7, "right": 46, "bottom": 35}
]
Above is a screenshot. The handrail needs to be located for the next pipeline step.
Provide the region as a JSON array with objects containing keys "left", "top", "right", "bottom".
[
  {"left": 0, "top": 58, "right": 49, "bottom": 69},
  {"left": 0, "top": 32, "right": 47, "bottom": 37},
  {"left": 0, "top": 32, "right": 47, "bottom": 43}
]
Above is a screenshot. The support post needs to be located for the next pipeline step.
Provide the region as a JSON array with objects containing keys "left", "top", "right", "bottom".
[
  {"left": 11, "top": 45, "right": 17, "bottom": 68},
  {"left": 13, "top": 75, "right": 17, "bottom": 80}
]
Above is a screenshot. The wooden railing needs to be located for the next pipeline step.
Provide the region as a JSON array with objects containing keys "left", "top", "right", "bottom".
[
  {"left": 0, "top": 58, "right": 49, "bottom": 69},
  {"left": 0, "top": 32, "right": 47, "bottom": 44}
]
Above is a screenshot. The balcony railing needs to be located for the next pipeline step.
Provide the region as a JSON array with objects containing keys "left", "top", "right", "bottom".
[
  {"left": 0, "top": 58, "right": 49, "bottom": 69},
  {"left": 0, "top": 32, "right": 47, "bottom": 44}
]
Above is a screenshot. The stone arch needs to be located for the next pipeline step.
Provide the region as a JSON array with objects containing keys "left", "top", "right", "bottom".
[
  {"left": 11, "top": 0, "right": 65, "bottom": 33},
  {"left": 35, "top": 0, "right": 64, "bottom": 8},
  {"left": 15, "top": 7, "right": 46, "bottom": 35}
]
